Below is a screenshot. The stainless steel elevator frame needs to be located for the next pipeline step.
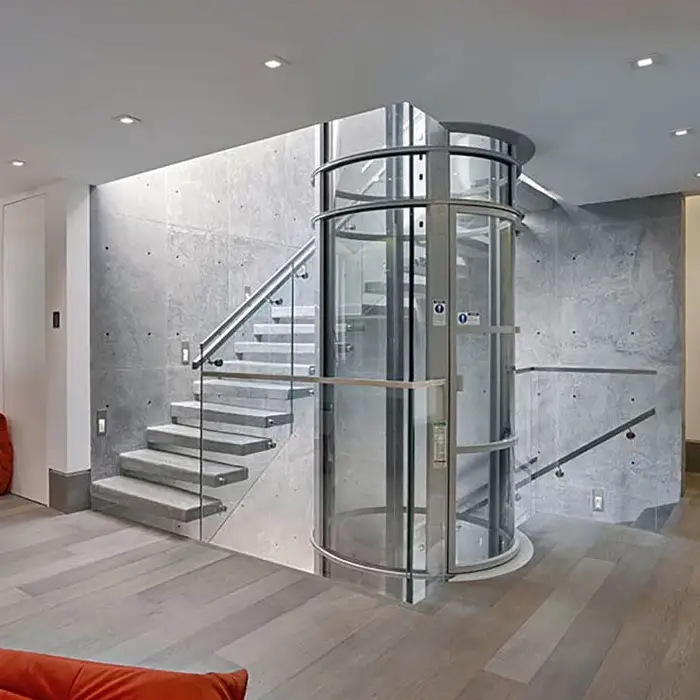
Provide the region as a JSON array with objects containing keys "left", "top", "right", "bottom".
[{"left": 313, "top": 104, "right": 535, "bottom": 599}]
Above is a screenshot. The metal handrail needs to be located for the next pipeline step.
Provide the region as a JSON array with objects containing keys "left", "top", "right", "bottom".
[
  {"left": 201, "top": 370, "right": 446, "bottom": 391},
  {"left": 193, "top": 237, "right": 316, "bottom": 369}
]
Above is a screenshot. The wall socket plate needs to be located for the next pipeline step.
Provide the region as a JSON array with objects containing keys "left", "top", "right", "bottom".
[
  {"left": 592, "top": 488, "right": 605, "bottom": 512},
  {"left": 96, "top": 409, "right": 108, "bottom": 436}
]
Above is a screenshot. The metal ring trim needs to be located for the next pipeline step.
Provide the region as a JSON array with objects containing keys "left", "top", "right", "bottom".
[
  {"left": 312, "top": 198, "right": 521, "bottom": 226},
  {"left": 311, "top": 145, "right": 521, "bottom": 181},
  {"left": 449, "top": 531, "right": 522, "bottom": 575},
  {"left": 310, "top": 534, "right": 432, "bottom": 580}
]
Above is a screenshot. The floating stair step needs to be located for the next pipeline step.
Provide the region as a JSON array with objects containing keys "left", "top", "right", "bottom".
[
  {"left": 253, "top": 323, "right": 354, "bottom": 338},
  {"left": 147, "top": 424, "right": 275, "bottom": 457},
  {"left": 91, "top": 475, "right": 224, "bottom": 522},
  {"left": 364, "top": 281, "right": 427, "bottom": 295},
  {"left": 221, "top": 360, "right": 316, "bottom": 376},
  {"left": 234, "top": 341, "right": 316, "bottom": 358},
  {"left": 171, "top": 400, "right": 293, "bottom": 429},
  {"left": 271, "top": 305, "right": 316, "bottom": 321},
  {"left": 119, "top": 448, "right": 248, "bottom": 488},
  {"left": 195, "top": 379, "right": 313, "bottom": 402},
  {"left": 254, "top": 323, "right": 316, "bottom": 337}
]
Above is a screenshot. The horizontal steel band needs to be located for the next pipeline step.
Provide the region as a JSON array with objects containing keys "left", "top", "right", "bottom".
[
  {"left": 201, "top": 370, "right": 446, "bottom": 390},
  {"left": 311, "top": 145, "right": 521, "bottom": 181},
  {"left": 456, "top": 436, "right": 518, "bottom": 454},
  {"left": 457, "top": 325, "right": 520, "bottom": 335},
  {"left": 310, "top": 534, "right": 431, "bottom": 580},
  {"left": 515, "top": 365, "right": 658, "bottom": 376},
  {"left": 313, "top": 198, "right": 521, "bottom": 226}
]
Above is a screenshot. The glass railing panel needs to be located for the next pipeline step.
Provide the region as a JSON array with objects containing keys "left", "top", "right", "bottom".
[
  {"left": 193, "top": 367, "right": 444, "bottom": 604},
  {"left": 195, "top": 263, "right": 319, "bottom": 557}
]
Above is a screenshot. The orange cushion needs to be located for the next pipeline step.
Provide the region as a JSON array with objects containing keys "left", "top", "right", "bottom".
[{"left": 0, "top": 649, "right": 248, "bottom": 700}]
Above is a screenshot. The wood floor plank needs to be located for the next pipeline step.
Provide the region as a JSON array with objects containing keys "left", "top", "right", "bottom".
[
  {"left": 581, "top": 536, "right": 696, "bottom": 700},
  {"left": 262, "top": 605, "right": 419, "bottom": 700},
  {"left": 101, "top": 568, "right": 303, "bottom": 667},
  {"left": 405, "top": 581, "right": 553, "bottom": 700},
  {"left": 486, "top": 558, "right": 614, "bottom": 684},
  {"left": 643, "top": 548, "right": 700, "bottom": 700},
  {"left": 457, "top": 671, "right": 523, "bottom": 700},
  {"left": 221, "top": 587, "right": 384, "bottom": 699},
  {"left": 141, "top": 576, "right": 330, "bottom": 670},
  {"left": 516, "top": 537, "right": 661, "bottom": 700},
  {"left": 6, "top": 505, "right": 700, "bottom": 698},
  {"left": 136, "top": 551, "right": 277, "bottom": 609}
]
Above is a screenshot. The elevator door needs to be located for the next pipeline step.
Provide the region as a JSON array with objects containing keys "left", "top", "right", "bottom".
[{"left": 447, "top": 206, "right": 517, "bottom": 574}]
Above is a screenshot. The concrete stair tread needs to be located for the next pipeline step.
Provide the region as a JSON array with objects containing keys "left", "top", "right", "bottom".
[
  {"left": 195, "top": 378, "right": 313, "bottom": 400},
  {"left": 222, "top": 360, "right": 315, "bottom": 376},
  {"left": 173, "top": 400, "right": 290, "bottom": 421},
  {"left": 271, "top": 305, "right": 316, "bottom": 320},
  {"left": 253, "top": 323, "right": 347, "bottom": 336},
  {"left": 149, "top": 423, "right": 268, "bottom": 447},
  {"left": 91, "top": 475, "right": 223, "bottom": 522},
  {"left": 119, "top": 448, "right": 248, "bottom": 487},
  {"left": 254, "top": 323, "right": 316, "bottom": 335},
  {"left": 364, "top": 281, "right": 427, "bottom": 295},
  {"left": 147, "top": 423, "right": 275, "bottom": 457},
  {"left": 234, "top": 341, "right": 316, "bottom": 354}
]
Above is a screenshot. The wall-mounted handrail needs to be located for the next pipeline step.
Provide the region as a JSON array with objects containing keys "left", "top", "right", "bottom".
[
  {"left": 193, "top": 237, "right": 316, "bottom": 369},
  {"left": 457, "top": 407, "right": 657, "bottom": 518}
]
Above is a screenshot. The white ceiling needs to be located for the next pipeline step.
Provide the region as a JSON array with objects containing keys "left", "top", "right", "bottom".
[{"left": 2, "top": 0, "right": 700, "bottom": 204}]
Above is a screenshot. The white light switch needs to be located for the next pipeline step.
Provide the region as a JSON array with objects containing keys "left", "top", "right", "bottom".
[{"left": 96, "top": 409, "right": 108, "bottom": 436}]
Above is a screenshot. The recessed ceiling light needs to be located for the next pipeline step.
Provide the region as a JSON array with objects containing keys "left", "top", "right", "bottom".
[
  {"left": 264, "top": 56, "right": 288, "bottom": 69},
  {"left": 114, "top": 114, "right": 141, "bottom": 125},
  {"left": 695, "top": 172, "right": 700, "bottom": 178},
  {"left": 631, "top": 53, "right": 661, "bottom": 69},
  {"left": 10, "top": 160, "right": 25, "bottom": 168},
  {"left": 672, "top": 128, "right": 692, "bottom": 137}
]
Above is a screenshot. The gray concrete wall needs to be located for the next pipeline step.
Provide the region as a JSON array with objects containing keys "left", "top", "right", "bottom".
[
  {"left": 90, "top": 126, "right": 316, "bottom": 480},
  {"left": 515, "top": 194, "right": 683, "bottom": 525}
]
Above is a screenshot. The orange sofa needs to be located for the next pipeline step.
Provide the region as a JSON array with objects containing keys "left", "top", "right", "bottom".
[{"left": 0, "top": 649, "right": 248, "bottom": 700}]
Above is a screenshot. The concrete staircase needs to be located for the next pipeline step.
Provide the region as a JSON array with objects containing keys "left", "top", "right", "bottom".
[
  {"left": 91, "top": 262, "right": 434, "bottom": 531},
  {"left": 91, "top": 305, "right": 317, "bottom": 524}
]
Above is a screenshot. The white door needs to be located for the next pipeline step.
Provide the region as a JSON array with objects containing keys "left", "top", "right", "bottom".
[{"left": 2, "top": 195, "right": 48, "bottom": 505}]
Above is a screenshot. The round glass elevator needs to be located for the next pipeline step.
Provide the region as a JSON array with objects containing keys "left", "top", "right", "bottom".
[{"left": 312, "top": 104, "right": 534, "bottom": 600}]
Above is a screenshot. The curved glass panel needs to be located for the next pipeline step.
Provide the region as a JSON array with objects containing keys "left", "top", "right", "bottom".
[
  {"left": 450, "top": 131, "right": 509, "bottom": 153},
  {"left": 331, "top": 155, "right": 426, "bottom": 207},
  {"left": 451, "top": 155, "right": 510, "bottom": 204},
  {"left": 331, "top": 105, "right": 427, "bottom": 160},
  {"left": 452, "top": 209, "right": 516, "bottom": 567}
]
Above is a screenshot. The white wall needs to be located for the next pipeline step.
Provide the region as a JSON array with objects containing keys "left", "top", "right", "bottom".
[
  {"left": 2, "top": 195, "right": 48, "bottom": 503},
  {"left": 0, "top": 182, "right": 90, "bottom": 498},
  {"left": 686, "top": 195, "right": 700, "bottom": 441}
]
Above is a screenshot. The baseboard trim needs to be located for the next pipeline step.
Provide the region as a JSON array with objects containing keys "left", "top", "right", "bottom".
[
  {"left": 686, "top": 441, "right": 700, "bottom": 474},
  {"left": 49, "top": 469, "right": 91, "bottom": 513}
]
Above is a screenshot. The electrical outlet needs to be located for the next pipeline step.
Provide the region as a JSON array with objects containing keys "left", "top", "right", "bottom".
[{"left": 592, "top": 488, "right": 605, "bottom": 512}]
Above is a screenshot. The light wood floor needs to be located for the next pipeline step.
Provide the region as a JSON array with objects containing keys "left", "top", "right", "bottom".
[{"left": 3, "top": 479, "right": 700, "bottom": 700}]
